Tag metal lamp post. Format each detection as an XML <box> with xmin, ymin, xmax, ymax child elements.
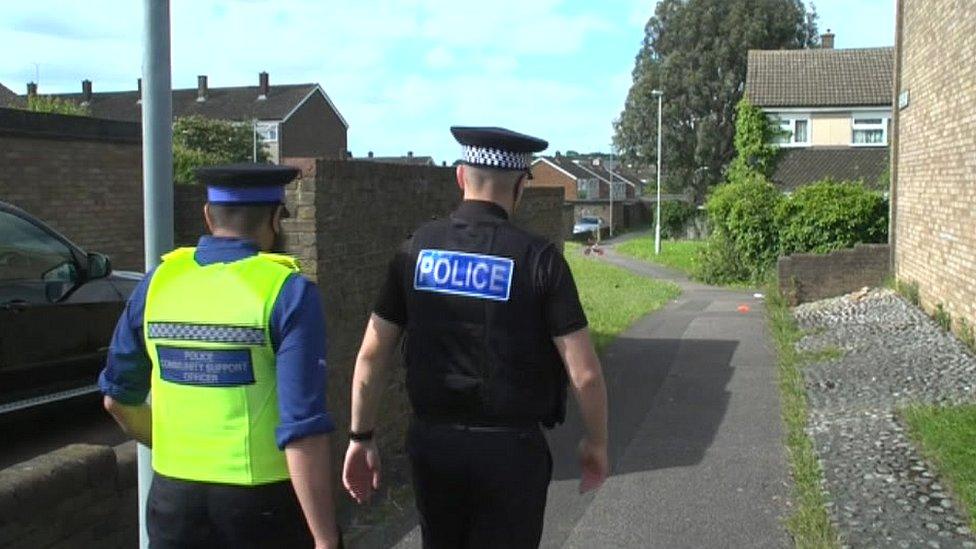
<box><xmin>605</xmin><ymin>154</ymin><xmax>617</xmax><ymax>238</ymax></box>
<box><xmin>651</xmin><ymin>89</ymin><xmax>663</xmax><ymax>255</ymax></box>
<box><xmin>139</xmin><ymin>1</ymin><xmax>173</xmax><ymax>547</ymax></box>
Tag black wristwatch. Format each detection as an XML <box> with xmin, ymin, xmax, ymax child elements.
<box><xmin>349</xmin><ymin>429</ymin><xmax>374</xmax><ymax>442</ymax></box>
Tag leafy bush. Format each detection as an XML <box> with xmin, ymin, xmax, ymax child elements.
<box><xmin>27</xmin><ymin>95</ymin><xmax>90</xmax><ymax>116</ymax></box>
<box><xmin>725</xmin><ymin>98</ymin><xmax>782</xmax><ymax>181</ymax></box>
<box><xmin>702</xmin><ymin>173</ymin><xmax>784</xmax><ymax>281</ymax></box>
<box><xmin>172</xmin><ymin>116</ymin><xmax>267</xmax><ymax>184</ymax></box>
<box><xmin>775</xmin><ymin>180</ymin><xmax>888</xmax><ymax>255</ymax></box>
<box><xmin>658</xmin><ymin>201</ymin><xmax>698</xmax><ymax>239</ymax></box>
<box><xmin>694</xmin><ymin>234</ymin><xmax>752</xmax><ymax>285</ymax></box>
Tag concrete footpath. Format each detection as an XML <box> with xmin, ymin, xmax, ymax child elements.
<box><xmin>393</xmin><ymin>238</ymin><xmax>790</xmax><ymax>548</ymax></box>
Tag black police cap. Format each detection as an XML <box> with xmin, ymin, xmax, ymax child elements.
<box><xmin>451</xmin><ymin>126</ymin><xmax>548</xmax><ymax>172</ymax></box>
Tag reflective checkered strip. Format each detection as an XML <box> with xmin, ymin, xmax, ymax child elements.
<box><xmin>463</xmin><ymin>145</ymin><xmax>531</xmax><ymax>170</ymax></box>
<box><xmin>147</xmin><ymin>322</ymin><xmax>266</xmax><ymax>345</ymax></box>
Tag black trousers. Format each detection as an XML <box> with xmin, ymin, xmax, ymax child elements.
<box><xmin>407</xmin><ymin>420</ymin><xmax>553</xmax><ymax>549</ymax></box>
<box><xmin>147</xmin><ymin>473</ymin><xmax>313</xmax><ymax>549</ymax></box>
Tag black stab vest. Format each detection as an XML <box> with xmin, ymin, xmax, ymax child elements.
<box><xmin>403</xmin><ymin>206</ymin><xmax>567</xmax><ymax>427</ymax></box>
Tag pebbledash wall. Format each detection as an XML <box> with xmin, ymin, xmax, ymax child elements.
<box><xmin>892</xmin><ymin>0</ymin><xmax>976</xmax><ymax>334</ymax></box>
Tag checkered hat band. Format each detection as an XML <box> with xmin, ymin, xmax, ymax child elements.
<box><xmin>463</xmin><ymin>146</ymin><xmax>531</xmax><ymax>170</ymax></box>
<box><xmin>147</xmin><ymin>322</ymin><xmax>266</xmax><ymax>345</ymax></box>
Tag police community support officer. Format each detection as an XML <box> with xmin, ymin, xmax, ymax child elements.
<box><xmin>99</xmin><ymin>164</ymin><xmax>341</xmax><ymax>548</ymax></box>
<box><xmin>342</xmin><ymin>127</ymin><xmax>610</xmax><ymax>548</ymax></box>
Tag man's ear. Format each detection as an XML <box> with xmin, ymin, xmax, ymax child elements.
<box><xmin>272</xmin><ymin>205</ymin><xmax>285</xmax><ymax>233</ymax></box>
<box><xmin>203</xmin><ymin>203</ymin><xmax>215</xmax><ymax>233</ymax></box>
<box><xmin>456</xmin><ymin>165</ymin><xmax>465</xmax><ymax>192</ymax></box>
<box><xmin>513</xmin><ymin>174</ymin><xmax>527</xmax><ymax>208</ymax></box>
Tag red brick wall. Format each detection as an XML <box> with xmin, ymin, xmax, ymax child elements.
<box><xmin>529</xmin><ymin>161</ymin><xmax>577</xmax><ymax>200</ymax></box>
<box><xmin>0</xmin><ymin>133</ymin><xmax>145</xmax><ymax>271</ymax></box>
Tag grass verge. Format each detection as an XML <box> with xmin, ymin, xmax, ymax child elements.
<box><xmin>565</xmin><ymin>242</ymin><xmax>680</xmax><ymax>353</ymax></box>
<box><xmin>903</xmin><ymin>405</ymin><xmax>976</xmax><ymax>531</ymax></box>
<box><xmin>765</xmin><ymin>283</ymin><xmax>841</xmax><ymax>548</ymax></box>
<box><xmin>615</xmin><ymin>238</ymin><xmax>706</xmax><ymax>277</ymax></box>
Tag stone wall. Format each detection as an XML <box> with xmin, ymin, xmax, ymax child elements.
<box><xmin>0</xmin><ymin>108</ymin><xmax>145</xmax><ymax>271</ymax></box>
<box><xmin>778</xmin><ymin>244</ymin><xmax>891</xmax><ymax>306</ymax></box>
<box><xmin>893</xmin><ymin>0</ymin><xmax>976</xmax><ymax>333</ymax></box>
<box><xmin>0</xmin><ymin>444</ymin><xmax>138</xmax><ymax>548</ymax></box>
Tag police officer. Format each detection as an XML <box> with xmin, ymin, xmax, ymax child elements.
<box><xmin>99</xmin><ymin>163</ymin><xmax>341</xmax><ymax>548</ymax></box>
<box><xmin>342</xmin><ymin>127</ymin><xmax>610</xmax><ymax>548</ymax></box>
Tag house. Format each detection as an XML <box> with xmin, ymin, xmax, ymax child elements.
<box><xmin>361</xmin><ymin>151</ymin><xmax>438</xmax><ymax>166</ymax></box>
<box><xmin>530</xmin><ymin>155</ymin><xmax>637</xmax><ymax>201</ymax></box>
<box><xmin>745</xmin><ymin>33</ymin><xmax>893</xmax><ymax>191</ymax></box>
<box><xmin>891</xmin><ymin>0</ymin><xmax>976</xmax><ymax>335</ymax></box>
<box><xmin>530</xmin><ymin>155</ymin><xmax>642</xmax><ymax>232</ymax></box>
<box><xmin>30</xmin><ymin>72</ymin><xmax>347</xmax><ymax>163</ymax></box>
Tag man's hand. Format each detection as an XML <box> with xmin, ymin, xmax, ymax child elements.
<box><xmin>578</xmin><ymin>438</ymin><xmax>609</xmax><ymax>493</ymax></box>
<box><xmin>343</xmin><ymin>440</ymin><xmax>382</xmax><ymax>504</ymax></box>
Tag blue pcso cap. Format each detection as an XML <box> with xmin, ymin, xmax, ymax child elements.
<box><xmin>195</xmin><ymin>162</ymin><xmax>299</xmax><ymax>205</ymax></box>
<box><xmin>451</xmin><ymin>126</ymin><xmax>548</xmax><ymax>171</ymax></box>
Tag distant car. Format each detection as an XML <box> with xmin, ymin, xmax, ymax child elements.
<box><xmin>0</xmin><ymin>201</ymin><xmax>141</xmax><ymax>414</ymax></box>
<box><xmin>573</xmin><ymin>216</ymin><xmax>604</xmax><ymax>235</ymax></box>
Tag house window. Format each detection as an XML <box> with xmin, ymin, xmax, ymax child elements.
<box><xmin>255</xmin><ymin>122</ymin><xmax>279</xmax><ymax>143</ymax></box>
<box><xmin>576</xmin><ymin>179</ymin><xmax>598</xmax><ymax>199</ymax></box>
<box><xmin>852</xmin><ymin>116</ymin><xmax>887</xmax><ymax>146</ymax></box>
<box><xmin>769</xmin><ymin>115</ymin><xmax>810</xmax><ymax>147</ymax></box>
<box><xmin>610</xmin><ymin>181</ymin><xmax>627</xmax><ymax>200</ymax></box>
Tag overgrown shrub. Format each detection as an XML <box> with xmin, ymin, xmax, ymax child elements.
<box><xmin>172</xmin><ymin>116</ymin><xmax>267</xmax><ymax>184</ymax></box>
<box><xmin>27</xmin><ymin>95</ymin><xmax>89</xmax><ymax>116</ymax></box>
<box><xmin>775</xmin><ymin>180</ymin><xmax>888</xmax><ymax>255</ymax></box>
<box><xmin>694</xmin><ymin>233</ymin><xmax>752</xmax><ymax>284</ymax></box>
<box><xmin>700</xmin><ymin>173</ymin><xmax>783</xmax><ymax>282</ymax></box>
<box><xmin>659</xmin><ymin>201</ymin><xmax>698</xmax><ymax>239</ymax></box>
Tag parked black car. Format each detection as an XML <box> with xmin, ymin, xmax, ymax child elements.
<box><xmin>0</xmin><ymin>201</ymin><xmax>141</xmax><ymax>413</ymax></box>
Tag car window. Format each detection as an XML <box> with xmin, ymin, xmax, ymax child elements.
<box><xmin>580</xmin><ymin>217</ymin><xmax>599</xmax><ymax>224</ymax></box>
<box><xmin>0</xmin><ymin>211</ymin><xmax>75</xmax><ymax>286</ymax></box>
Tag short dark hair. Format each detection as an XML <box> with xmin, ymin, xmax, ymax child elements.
<box><xmin>207</xmin><ymin>203</ymin><xmax>278</xmax><ymax>235</ymax></box>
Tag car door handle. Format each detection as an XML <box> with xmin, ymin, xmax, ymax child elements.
<box><xmin>1</xmin><ymin>300</ymin><xmax>29</xmax><ymax>312</ymax></box>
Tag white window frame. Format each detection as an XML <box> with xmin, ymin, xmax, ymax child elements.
<box><xmin>609</xmin><ymin>180</ymin><xmax>627</xmax><ymax>200</ymax></box>
<box><xmin>254</xmin><ymin>121</ymin><xmax>279</xmax><ymax>143</ymax></box>
<box><xmin>768</xmin><ymin>113</ymin><xmax>811</xmax><ymax>148</ymax></box>
<box><xmin>851</xmin><ymin>113</ymin><xmax>889</xmax><ymax>147</ymax></box>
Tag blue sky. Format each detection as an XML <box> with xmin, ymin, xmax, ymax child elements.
<box><xmin>0</xmin><ymin>1</ymin><xmax>894</xmax><ymax>164</ymax></box>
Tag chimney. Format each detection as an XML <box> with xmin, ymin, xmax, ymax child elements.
<box><xmin>442</xmin><ymin>161</ymin><xmax>447</xmax><ymax>166</ymax></box>
<box><xmin>258</xmin><ymin>71</ymin><xmax>269</xmax><ymax>99</ymax></box>
<box><xmin>407</xmin><ymin>151</ymin><xmax>414</xmax><ymax>158</ymax></box>
<box><xmin>197</xmin><ymin>75</ymin><xmax>208</xmax><ymax>102</ymax></box>
<box><xmin>368</xmin><ymin>151</ymin><xmax>374</xmax><ymax>158</ymax></box>
<box><xmin>137</xmin><ymin>78</ymin><xmax>142</xmax><ymax>104</ymax></box>
<box><xmin>81</xmin><ymin>80</ymin><xmax>92</xmax><ymax>104</ymax></box>
<box><xmin>26</xmin><ymin>82</ymin><xmax>37</xmax><ymax>97</ymax></box>
<box><xmin>821</xmin><ymin>29</ymin><xmax>835</xmax><ymax>49</ymax></box>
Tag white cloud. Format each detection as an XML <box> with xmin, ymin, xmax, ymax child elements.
<box><xmin>425</xmin><ymin>47</ymin><xmax>455</xmax><ymax>70</ymax></box>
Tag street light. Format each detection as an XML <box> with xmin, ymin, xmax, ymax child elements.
<box><xmin>651</xmin><ymin>89</ymin><xmax>663</xmax><ymax>255</ymax></box>
<box><xmin>605</xmin><ymin>152</ymin><xmax>617</xmax><ymax>238</ymax></box>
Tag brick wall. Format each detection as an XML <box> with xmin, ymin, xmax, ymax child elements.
<box><xmin>529</xmin><ymin>161</ymin><xmax>577</xmax><ymax>200</ymax></box>
<box><xmin>0</xmin><ymin>109</ymin><xmax>145</xmax><ymax>271</ymax></box>
<box><xmin>0</xmin><ymin>443</ymin><xmax>138</xmax><ymax>548</ymax></box>
<box><xmin>778</xmin><ymin>244</ymin><xmax>891</xmax><ymax>306</ymax></box>
<box><xmin>283</xmin><ymin>161</ymin><xmax>568</xmax><ymax>489</ymax></box>
<box><xmin>893</xmin><ymin>0</ymin><xmax>976</xmax><ymax>333</ymax></box>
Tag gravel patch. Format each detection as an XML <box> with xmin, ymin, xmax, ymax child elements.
<box><xmin>794</xmin><ymin>288</ymin><xmax>976</xmax><ymax>548</ymax></box>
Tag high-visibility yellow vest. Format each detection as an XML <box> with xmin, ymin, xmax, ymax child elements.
<box><xmin>143</xmin><ymin>247</ymin><xmax>299</xmax><ymax>485</ymax></box>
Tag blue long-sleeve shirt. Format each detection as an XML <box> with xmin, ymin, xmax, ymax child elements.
<box><xmin>98</xmin><ymin>236</ymin><xmax>335</xmax><ymax>448</ymax></box>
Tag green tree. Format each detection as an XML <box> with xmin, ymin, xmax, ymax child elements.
<box><xmin>614</xmin><ymin>0</ymin><xmax>818</xmax><ymax>202</ymax></box>
<box><xmin>173</xmin><ymin>116</ymin><xmax>267</xmax><ymax>185</ymax></box>
<box><xmin>27</xmin><ymin>95</ymin><xmax>90</xmax><ymax>116</ymax></box>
